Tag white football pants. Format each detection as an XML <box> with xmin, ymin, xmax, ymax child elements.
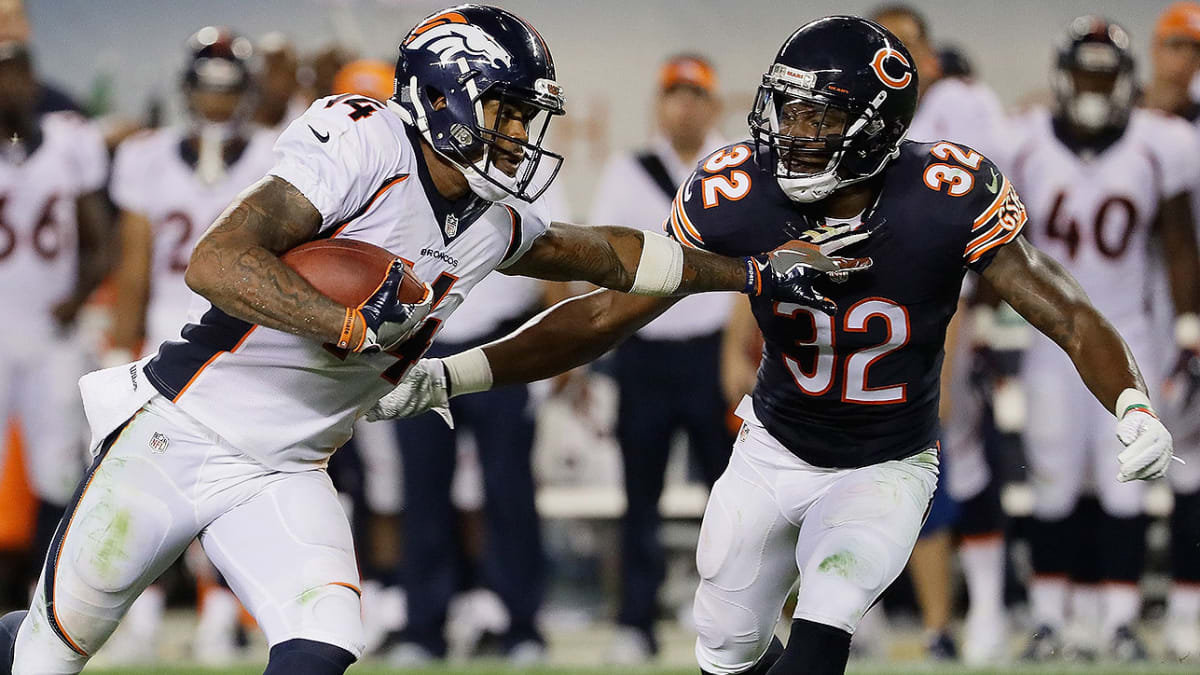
<box><xmin>693</xmin><ymin>400</ymin><xmax>938</xmax><ymax>675</ymax></box>
<box><xmin>12</xmin><ymin>395</ymin><xmax>364</xmax><ymax>674</ymax></box>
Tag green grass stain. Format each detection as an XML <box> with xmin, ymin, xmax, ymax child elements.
<box><xmin>92</xmin><ymin>508</ymin><xmax>133</xmax><ymax>582</ymax></box>
<box><xmin>817</xmin><ymin>550</ymin><xmax>857</xmax><ymax>577</ymax></box>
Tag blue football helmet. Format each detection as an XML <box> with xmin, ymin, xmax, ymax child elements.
<box><xmin>749</xmin><ymin>16</ymin><xmax>918</xmax><ymax>203</ymax></box>
<box><xmin>389</xmin><ymin>4</ymin><xmax>565</xmax><ymax>202</ymax></box>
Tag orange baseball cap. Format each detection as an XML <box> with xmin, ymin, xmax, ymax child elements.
<box><xmin>1156</xmin><ymin>2</ymin><xmax>1200</xmax><ymax>43</ymax></box>
<box><xmin>659</xmin><ymin>55</ymin><xmax>717</xmax><ymax>95</ymax></box>
<box><xmin>332</xmin><ymin>59</ymin><xmax>395</xmax><ymax>101</ymax></box>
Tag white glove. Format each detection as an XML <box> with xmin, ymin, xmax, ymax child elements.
<box><xmin>1115</xmin><ymin>408</ymin><xmax>1173</xmax><ymax>482</ymax></box>
<box><xmin>365</xmin><ymin>358</ymin><xmax>454</xmax><ymax>427</ymax></box>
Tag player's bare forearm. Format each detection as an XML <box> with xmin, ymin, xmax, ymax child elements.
<box><xmin>482</xmin><ymin>289</ymin><xmax>679</xmax><ymax>386</ymax></box>
<box><xmin>57</xmin><ymin>191</ymin><xmax>114</xmax><ymax>323</ymax></box>
<box><xmin>502</xmin><ymin>222</ymin><xmax>747</xmax><ymax>293</ymax></box>
<box><xmin>1158</xmin><ymin>192</ymin><xmax>1200</xmax><ymax>315</ymax></box>
<box><xmin>110</xmin><ymin>211</ymin><xmax>153</xmax><ymax>351</ymax></box>
<box><xmin>186</xmin><ymin>176</ymin><xmax>361</xmax><ymax>345</ymax></box>
<box><xmin>982</xmin><ymin>236</ymin><xmax>1145</xmax><ymax>410</ymax></box>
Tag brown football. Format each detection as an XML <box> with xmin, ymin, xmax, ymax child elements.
<box><xmin>281</xmin><ymin>239</ymin><xmax>425</xmax><ymax>307</ymax></box>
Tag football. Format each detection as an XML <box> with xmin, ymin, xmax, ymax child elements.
<box><xmin>280</xmin><ymin>238</ymin><xmax>425</xmax><ymax>307</ymax></box>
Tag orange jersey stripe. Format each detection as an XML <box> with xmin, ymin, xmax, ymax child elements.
<box><xmin>971</xmin><ymin>178</ymin><xmax>1011</xmax><ymax>231</ymax></box>
<box><xmin>673</xmin><ymin>191</ymin><xmax>706</xmax><ymax>244</ymax></box>
<box><xmin>172</xmin><ymin>326</ymin><xmax>259</xmax><ymax>403</ymax></box>
<box><xmin>329</xmin><ymin>581</ymin><xmax>362</xmax><ymax>597</ymax></box>
<box><xmin>669</xmin><ymin>201</ymin><xmax>701</xmax><ymax>249</ymax></box>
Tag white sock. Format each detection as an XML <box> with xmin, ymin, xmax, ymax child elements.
<box><xmin>1030</xmin><ymin>577</ymin><xmax>1067</xmax><ymax>629</ymax></box>
<box><xmin>1068</xmin><ymin>584</ymin><xmax>1101</xmax><ymax>649</ymax></box>
<box><xmin>960</xmin><ymin>538</ymin><xmax>1005</xmax><ymax>619</ymax></box>
<box><xmin>197</xmin><ymin>586</ymin><xmax>240</xmax><ymax>636</ymax></box>
<box><xmin>125</xmin><ymin>584</ymin><xmax>165</xmax><ymax>637</ymax></box>
<box><xmin>1168</xmin><ymin>585</ymin><xmax>1200</xmax><ymax>623</ymax></box>
<box><xmin>1101</xmin><ymin>583</ymin><xmax>1141</xmax><ymax>638</ymax></box>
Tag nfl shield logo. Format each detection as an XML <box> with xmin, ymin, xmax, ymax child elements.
<box><xmin>445</xmin><ymin>214</ymin><xmax>459</xmax><ymax>238</ymax></box>
<box><xmin>148</xmin><ymin>432</ymin><xmax>170</xmax><ymax>455</ymax></box>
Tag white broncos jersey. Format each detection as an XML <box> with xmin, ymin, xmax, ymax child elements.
<box><xmin>141</xmin><ymin>95</ymin><xmax>551</xmax><ymax>470</ymax></box>
<box><xmin>1002</xmin><ymin>108</ymin><xmax>1200</xmax><ymax>336</ymax></box>
<box><xmin>0</xmin><ymin>112</ymin><xmax>107</xmax><ymax>346</ymax></box>
<box><xmin>110</xmin><ymin>127</ymin><xmax>277</xmax><ymax>354</ymax></box>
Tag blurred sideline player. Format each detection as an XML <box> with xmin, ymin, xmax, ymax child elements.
<box><xmin>1002</xmin><ymin>17</ymin><xmax>1200</xmax><ymax>661</ymax></box>
<box><xmin>877</xmin><ymin>5</ymin><xmax>1010</xmax><ymax>661</ymax></box>
<box><xmin>1141</xmin><ymin>1</ymin><xmax>1200</xmax><ymax>660</ymax></box>
<box><xmin>0</xmin><ymin>5</ymin><xmax>836</xmax><ymax>673</ymax></box>
<box><xmin>588</xmin><ymin>53</ymin><xmax>734</xmax><ymax>664</ymax></box>
<box><xmin>251</xmin><ymin>33</ymin><xmax>305</xmax><ymax>133</ymax></box>
<box><xmin>0</xmin><ymin>39</ymin><xmax>111</xmax><ymax>590</ymax></box>
<box><xmin>370</xmin><ymin>15</ymin><xmax>1178</xmax><ymax>675</ymax></box>
<box><xmin>101</xmin><ymin>28</ymin><xmax>277</xmax><ymax>665</ymax></box>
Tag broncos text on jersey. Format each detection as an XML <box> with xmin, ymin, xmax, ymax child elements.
<box><xmin>137</xmin><ymin>95</ymin><xmax>551</xmax><ymax>471</ymax></box>
<box><xmin>668</xmin><ymin>139</ymin><xmax>1026</xmax><ymax>467</ymax></box>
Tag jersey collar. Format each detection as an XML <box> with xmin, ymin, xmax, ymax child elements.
<box><xmin>403</xmin><ymin>122</ymin><xmax>490</xmax><ymax>245</ymax></box>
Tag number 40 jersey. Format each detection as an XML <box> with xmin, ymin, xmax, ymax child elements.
<box><xmin>668</xmin><ymin>139</ymin><xmax>1027</xmax><ymax>468</ymax></box>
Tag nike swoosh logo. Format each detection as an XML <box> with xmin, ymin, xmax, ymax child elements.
<box><xmin>986</xmin><ymin>168</ymin><xmax>999</xmax><ymax>193</ymax></box>
<box><xmin>309</xmin><ymin>125</ymin><xmax>330</xmax><ymax>143</ymax></box>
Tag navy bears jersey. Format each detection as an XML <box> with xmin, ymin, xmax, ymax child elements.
<box><xmin>669</xmin><ymin>140</ymin><xmax>1026</xmax><ymax>467</ymax></box>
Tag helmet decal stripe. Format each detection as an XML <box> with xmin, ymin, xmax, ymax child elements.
<box><xmin>406</xmin><ymin>11</ymin><xmax>469</xmax><ymax>44</ymax></box>
<box><xmin>870</xmin><ymin>47</ymin><xmax>913</xmax><ymax>89</ymax></box>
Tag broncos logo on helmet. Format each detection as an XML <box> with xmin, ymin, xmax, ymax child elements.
<box><xmin>406</xmin><ymin>22</ymin><xmax>514</xmax><ymax>70</ymax></box>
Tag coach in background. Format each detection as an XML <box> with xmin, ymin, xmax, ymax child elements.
<box><xmin>588</xmin><ymin>54</ymin><xmax>733</xmax><ymax>664</ymax></box>
<box><xmin>387</xmin><ymin>188</ymin><xmax>570</xmax><ymax>667</ymax></box>
<box><xmin>1142</xmin><ymin>1</ymin><xmax>1200</xmax><ymax>661</ymax></box>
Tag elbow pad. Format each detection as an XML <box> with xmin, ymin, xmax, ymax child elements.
<box><xmin>629</xmin><ymin>231</ymin><xmax>684</xmax><ymax>296</ymax></box>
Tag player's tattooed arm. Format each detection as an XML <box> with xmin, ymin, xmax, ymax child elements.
<box><xmin>1155</xmin><ymin>191</ymin><xmax>1200</xmax><ymax>316</ymax></box>
<box><xmin>982</xmin><ymin>236</ymin><xmax>1146</xmax><ymax>411</ymax></box>
<box><xmin>500</xmin><ymin>222</ymin><xmax>747</xmax><ymax>293</ymax></box>
<box><xmin>55</xmin><ymin>190</ymin><xmax>114</xmax><ymax>326</ymax></box>
<box><xmin>186</xmin><ymin>176</ymin><xmax>365</xmax><ymax>346</ymax></box>
<box><xmin>483</xmin><ymin>289</ymin><xmax>680</xmax><ymax>386</ymax></box>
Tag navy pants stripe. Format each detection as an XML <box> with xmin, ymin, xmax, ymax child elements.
<box><xmin>393</xmin><ymin>343</ymin><xmax>542</xmax><ymax>656</ymax></box>
<box><xmin>613</xmin><ymin>333</ymin><xmax>733</xmax><ymax>639</ymax></box>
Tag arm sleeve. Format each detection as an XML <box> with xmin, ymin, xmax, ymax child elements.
<box><xmin>963</xmin><ymin>156</ymin><xmax>1029</xmax><ymax>273</ymax></box>
<box><xmin>267</xmin><ymin>97</ymin><xmax>400</xmax><ymax>231</ymax></box>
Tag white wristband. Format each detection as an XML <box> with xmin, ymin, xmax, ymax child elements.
<box><xmin>1114</xmin><ymin>388</ymin><xmax>1154</xmax><ymax>419</ymax></box>
<box><xmin>629</xmin><ymin>231</ymin><xmax>684</xmax><ymax>296</ymax></box>
<box><xmin>1176</xmin><ymin>313</ymin><xmax>1200</xmax><ymax>350</ymax></box>
<box><xmin>443</xmin><ymin>347</ymin><xmax>493</xmax><ymax>397</ymax></box>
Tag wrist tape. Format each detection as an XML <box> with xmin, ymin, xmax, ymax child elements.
<box><xmin>629</xmin><ymin>231</ymin><xmax>684</xmax><ymax>296</ymax></box>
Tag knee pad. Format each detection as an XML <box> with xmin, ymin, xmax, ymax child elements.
<box><xmin>795</xmin><ymin>528</ymin><xmax>894</xmax><ymax>633</ymax></box>
<box><xmin>693</xmin><ymin>580</ymin><xmax>777</xmax><ymax>674</ymax></box>
<box><xmin>265</xmin><ymin>638</ymin><xmax>356</xmax><ymax>675</ymax></box>
<box><xmin>1</xmin><ymin>611</ymin><xmax>25</xmax><ymax>673</ymax></box>
<box><xmin>66</xmin><ymin>491</ymin><xmax>171</xmax><ymax>595</ymax></box>
<box><xmin>281</xmin><ymin>583</ymin><xmax>365</xmax><ymax>659</ymax></box>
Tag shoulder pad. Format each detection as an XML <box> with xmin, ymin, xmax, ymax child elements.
<box><xmin>666</xmin><ymin>140</ymin><xmax>764</xmax><ymax>253</ymax></box>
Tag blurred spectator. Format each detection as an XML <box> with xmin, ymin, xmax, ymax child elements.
<box><xmin>0</xmin><ymin>0</ymin><xmax>79</xmax><ymax>115</ymax></box>
<box><xmin>300</xmin><ymin>45</ymin><xmax>353</xmax><ymax>103</ymax></box>
<box><xmin>386</xmin><ymin>188</ymin><xmax>571</xmax><ymax>667</ymax></box>
<box><xmin>0</xmin><ymin>38</ymin><xmax>112</xmax><ymax>600</ymax></box>
<box><xmin>872</xmin><ymin>4</ymin><xmax>1010</xmax><ymax>663</ymax></box>
<box><xmin>252</xmin><ymin>32</ymin><xmax>304</xmax><ymax>131</ymax></box>
<box><xmin>587</xmin><ymin>54</ymin><xmax>733</xmax><ymax>664</ymax></box>
<box><xmin>1143</xmin><ymin>1</ymin><xmax>1200</xmax><ymax>661</ymax></box>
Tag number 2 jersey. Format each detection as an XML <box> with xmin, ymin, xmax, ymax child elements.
<box><xmin>669</xmin><ymin>139</ymin><xmax>1027</xmax><ymax>468</ymax></box>
<box><xmin>138</xmin><ymin>95</ymin><xmax>551</xmax><ymax>471</ymax></box>
<box><xmin>110</xmin><ymin>127</ymin><xmax>278</xmax><ymax>354</ymax></box>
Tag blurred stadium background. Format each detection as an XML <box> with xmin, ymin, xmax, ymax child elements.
<box><xmin>2</xmin><ymin>0</ymin><xmax>1200</xmax><ymax>673</ymax></box>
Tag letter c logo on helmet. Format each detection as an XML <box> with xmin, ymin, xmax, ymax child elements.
<box><xmin>870</xmin><ymin>47</ymin><xmax>913</xmax><ymax>89</ymax></box>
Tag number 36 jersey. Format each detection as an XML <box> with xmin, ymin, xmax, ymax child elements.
<box><xmin>140</xmin><ymin>96</ymin><xmax>550</xmax><ymax>471</ymax></box>
<box><xmin>1000</xmin><ymin>108</ymin><xmax>1200</xmax><ymax>334</ymax></box>
<box><xmin>669</xmin><ymin>139</ymin><xmax>1027</xmax><ymax>468</ymax></box>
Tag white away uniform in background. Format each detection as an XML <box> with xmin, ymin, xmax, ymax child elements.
<box><xmin>0</xmin><ymin>112</ymin><xmax>107</xmax><ymax>505</ymax></box>
<box><xmin>109</xmin><ymin>127</ymin><xmax>278</xmax><ymax>355</ymax></box>
<box><xmin>13</xmin><ymin>95</ymin><xmax>550</xmax><ymax>672</ymax></box>
<box><xmin>1005</xmin><ymin>108</ymin><xmax>1200</xmax><ymax>519</ymax></box>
